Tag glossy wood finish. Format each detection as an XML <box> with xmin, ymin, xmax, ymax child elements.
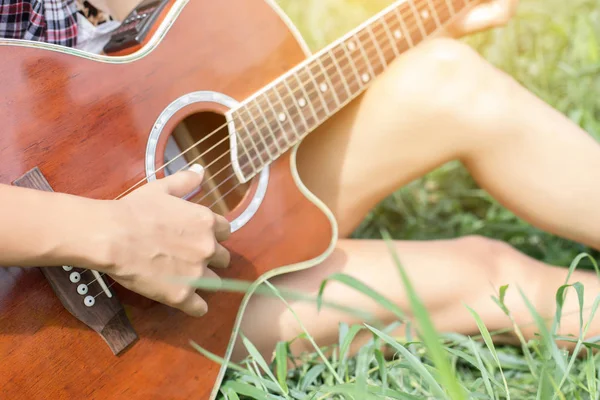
<box><xmin>0</xmin><ymin>1</ymin><xmax>333</xmax><ymax>398</ymax></box>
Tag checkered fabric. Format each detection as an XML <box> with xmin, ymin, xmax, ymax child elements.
<box><xmin>0</xmin><ymin>0</ymin><xmax>78</xmax><ymax>46</ymax></box>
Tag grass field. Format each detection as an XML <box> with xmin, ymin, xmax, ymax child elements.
<box><xmin>215</xmin><ymin>0</ymin><xmax>600</xmax><ymax>398</ymax></box>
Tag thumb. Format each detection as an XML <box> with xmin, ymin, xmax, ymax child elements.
<box><xmin>154</xmin><ymin>164</ymin><xmax>205</xmax><ymax>198</ymax></box>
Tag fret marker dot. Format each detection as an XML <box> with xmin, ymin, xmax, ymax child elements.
<box><xmin>394</xmin><ymin>30</ymin><xmax>402</xmax><ymax>39</ymax></box>
<box><xmin>361</xmin><ymin>73</ymin><xmax>370</xmax><ymax>83</ymax></box>
<box><xmin>278</xmin><ymin>113</ymin><xmax>286</xmax><ymax>122</ymax></box>
<box><xmin>319</xmin><ymin>83</ymin><xmax>328</xmax><ymax>92</ymax></box>
<box><xmin>298</xmin><ymin>98</ymin><xmax>306</xmax><ymax>107</ymax></box>
<box><xmin>347</xmin><ymin>41</ymin><xmax>356</xmax><ymax>51</ymax></box>
<box><xmin>421</xmin><ymin>10</ymin><xmax>430</xmax><ymax>19</ymax></box>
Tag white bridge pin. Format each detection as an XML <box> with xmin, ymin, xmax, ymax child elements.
<box><xmin>84</xmin><ymin>296</ymin><xmax>95</xmax><ymax>307</ymax></box>
<box><xmin>69</xmin><ymin>272</ymin><xmax>81</xmax><ymax>283</ymax></box>
<box><xmin>77</xmin><ymin>284</ymin><xmax>88</xmax><ymax>295</ymax></box>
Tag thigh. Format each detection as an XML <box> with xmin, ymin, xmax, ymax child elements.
<box><xmin>295</xmin><ymin>38</ymin><xmax>504</xmax><ymax>237</ymax></box>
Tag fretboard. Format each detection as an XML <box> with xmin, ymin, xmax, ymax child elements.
<box><xmin>229</xmin><ymin>0</ymin><xmax>471</xmax><ymax>181</ymax></box>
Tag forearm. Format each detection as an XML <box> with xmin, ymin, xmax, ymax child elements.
<box><xmin>0</xmin><ymin>184</ymin><xmax>111</xmax><ymax>269</ymax></box>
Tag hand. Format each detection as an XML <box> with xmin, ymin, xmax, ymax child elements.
<box><xmin>445</xmin><ymin>0</ymin><xmax>520</xmax><ymax>37</ymax></box>
<box><xmin>99</xmin><ymin>164</ymin><xmax>231</xmax><ymax>317</ymax></box>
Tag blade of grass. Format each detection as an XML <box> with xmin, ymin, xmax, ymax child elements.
<box><xmin>382</xmin><ymin>229</ymin><xmax>466</xmax><ymax>400</ymax></box>
<box><xmin>241</xmin><ymin>334</ymin><xmax>288</xmax><ymax>397</ymax></box>
<box><xmin>467</xmin><ymin>337</ymin><xmax>497</xmax><ymax>400</ymax></box>
<box><xmin>317</xmin><ymin>272</ymin><xmax>406</xmax><ymax>321</ymax></box>
<box><xmin>465</xmin><ymin>305</ymin><xmax>511</xmax><ymax>400</ymax></box>
<box><xmin>518</xmin><ymin>286</ymin><xmax>567</xmax><ymax>375</ymax></box>
<box><xmin>365</xmin><ymin>324</ymin><xmax>449</xmax><ymax>400</ymax></box>
<box><xmin>263</xmin><ymin>281</ymin><xmax>343</xmax><ymax>385</ymax></box>
<box><xmin>275</xmin><ymin>342</ymin><xmax>290</xmax><ymax>395</ymax></box>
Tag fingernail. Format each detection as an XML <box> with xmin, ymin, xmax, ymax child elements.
<box><xmin>188</xmin><ymin>164</ymin><xmax>204</xmax><ymax>174</ymax></box>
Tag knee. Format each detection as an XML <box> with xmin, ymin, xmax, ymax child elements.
<box><xmin>380</xmin><ymin>38</ymin><xmax>510</xmax><ymax>126</ymax></box>
<box><xmin>456</xmin><ymin>235</ymin><xmax>533</xmax><ymax>279</ymax></box>
<box><xmin>411</xmin><ymin>38</ymin><xmax>481</xmax><ymax>73</ymax></box>
<box><xmin>457</xmin><ymin>234</ymin><xmax>547</xmax><ymax>310</ymax></box>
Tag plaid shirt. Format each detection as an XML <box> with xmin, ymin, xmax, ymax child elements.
<box><xmin>0</xmin><ymin>0</ymin><xmax>78</xmax><ymax>47</ymax></box>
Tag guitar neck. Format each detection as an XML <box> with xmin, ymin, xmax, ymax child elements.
<box><xmin>229</xmin><ymin>0</ymin><xmax>471</xmax><ymax>181</ymax></box>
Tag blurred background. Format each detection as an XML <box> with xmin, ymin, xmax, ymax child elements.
<box><xmin>276</xmin><ymin>0</ymin><xmax>600</xmax><ymax>268</ymax></box>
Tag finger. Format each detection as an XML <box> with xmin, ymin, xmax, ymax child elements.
<box><xmin>208</xmin><ymin>243</ymin><xmax>231</xmax><ymax>269</ymax></box>
<box><xmin>454</xmin><ymin>0</ymin><xmax>516</xmax><ymax>34</ymax></box>
<box><xmin>151</xmin><ymin>164</ymin><xmax>205</xmax><ymax>198</ymax></box>
<box><xmin>199</xmin><ymin>268</ymin><xmax>222</xmax><ymax>291</ymax></box>
<box><xmin>214</xmin><ymin>214</ymin><xmax>231</xmax><ymax>242</ymax></box>
<box><xmin>177</xmin><ymin>292</ymin><xmax>209</xmax><ymax>317</ymax></box>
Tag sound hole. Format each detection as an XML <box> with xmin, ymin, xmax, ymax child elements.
<box><xmin>164</xmin><ymin>112</ymin><xmax>249</xmax><ymax>215</ymax></box>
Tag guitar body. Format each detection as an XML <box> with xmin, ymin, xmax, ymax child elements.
<box><xmin>0</xmin><ymin>1</ymin><xmax>336</xmax><ymax>399</ymax></box>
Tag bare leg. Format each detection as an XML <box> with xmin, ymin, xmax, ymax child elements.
<box><xmin>234</xmin><ymin>38</ymin><xmax>600</xmax><ymax>360</ymax></box>
<box><xmin>296</xmin><ymin>38</ymin><xmax>600</xmax><ymax>246</ymax></box>
<box><xmin>234</xmin><ymin>236</ymin><xmax>600</xmax><ymax>360</ymax></box>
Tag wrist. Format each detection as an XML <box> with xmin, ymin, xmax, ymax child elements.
<box><xmin>46</xmin><ymin>195</ymin><xmax>123</xmax><ymax>273</ymax></box>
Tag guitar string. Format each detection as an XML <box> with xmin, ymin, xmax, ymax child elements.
<box><xmin>133</xmin><ymin>1</ymin><xmax>458</xmax><ymax>206</ymax></box>
<box><xmin>192</xmin><ymin>0</ymin><xmax>467</xmax><ymax>176</ymax></box>
<box><xmin>77</xmin><ymin>0</ymin><xmax>441</xmax><ymax>287</ymax></box>
<box><xmin>175</xmin><ymin>4</ymin><xmax>460</xmax><ymax>208</ymax></box>
<box><xmin>112</xmin><ymin>0</ymin><xmax>442</xmax><ymax>199</ymax></box>
<box><xmin>118</xmin><ymin>0</ymin><xmax>461</xmax><ymax>198</ymax></box>
<box><xmin>154</xmin><ymin>4</ymin><xmax>448</xmax><ymax>208</ymax></box>
<box><xmin>86</xmin><ymin>0</ymin><xmax>464</xmax><ymax>296</ymax></box>
<box><xmin>113</xmin><ymin>0</ymin><xmax>465</xmax><ymax>200</ymax></box>
<box><xmin>232</xmin><ymin>1</ymin><xmax>456</xmax><ymax>168</ymax></box>
<box><xmin>86</xmin><ymin>4</ymin><xmax>590</xmax><ymax>341</ymax></box>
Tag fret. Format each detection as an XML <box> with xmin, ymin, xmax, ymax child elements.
<box><xmin>250</xmin><ymin>98</ymin><xmax>283</xmax><ymax>155</ymax></box>
<box><xmin>335</xmin><ymin>44</ymin><xmax>363</xmax><ymax>94</ymax></box>
<box><xmin>226</xmin><ymin>0</ymin><xmax>478</xmax><ymax>183</ymax></box>
<box><xmin>231</xmin><ymin>114</ymin><xmax>259</xmax><ymax>177</ymax></box>
<box><xmin>426</xmin><ymin>0</ymin><xmax>443</xmax><ymax>30</ymax></box>
<box><xmin>374</xmin><ymin>16</ymin><xmax>398</xmax><ymax>64</ymax></box>
<box><xmin>238</xmin><ymin>106</ymin><xmax>271</xmax><ymax>164</ymax></box>
<box><xmin>366</xmin><ymin>24</ymin><xmax>387</xmax><ymax>71</ymax></box>
<box><xmin>308</xmin><ymin>60</ymin><xmax>339</xmax><ymax>112</ymax></box>
<box><xmin>234</xmin><ymin>132</ymin><xmax>256</xmax><ymax>178</ymax></box>
<box><xmin>322</xmin><ymin>51</ymin><xmax>351</xmax><ymax>104</ymax></box>
<box><xmin>270</xmin><ymin>83</ymin><xmax>303</xmax><ymax>145</ymax></box>
<box><xmin>327</xmin><ymin>49</ymin><xmax>352</xmax><ymax>99</ymax></box>
<box><xmin>443</xmin><ymin>0</ymin><xmax>456</xmax><ymax>16</ymax></box>
<box><xmin>356</xmin><ymin>29</ymin><xmax>383</xmax><ymax>76</ymax></box>
<box><xmin>261</xmin><ymin>92</ymin><xmax>293</xmax><ymax>149</ymax></box>
<box><xmin>284</xmin><ymin>75</ymin><xmax>317</xmax><ymax>130</ymax></box>
<box><xmin>436</xmin><ymin>0</ymin><xmax>454</xmax><ymax>24</ymax></box>
<box><xmin>393</xmin><ymin>5</ymin><xmax>415</xmax><ymax>48</ymax></box>
<box><xmin>380</xmin><ymin>14</ymin><xmax>400</xmax><ymax>57</ymax></box>
<box><xmin>305</xmin><ymin>63</ymin><xmax>332</xmax><ymax>115</ymax></box>
<box><xmin>275</xmin><ymin>80</ymin><xmax>307</xmax><ymax>138</ymax></box>
<box><xmin>296</xmin><ymin>66</ymin><xmax>329</xmax><ymax>121</ymax></box>
<box><xmin>416</xmin><ymin>0</ymin><xmax>439</xmax><ymax>35</ymax></box>
<box><xmin>353</xmin><ymin>33</ymin><xmax>376</xmax><ymax>81</ymax></box>
<box><xmin>407</xmin><ymin>0</ymin><xmax>428</xmax><ymax>39</ymax></box>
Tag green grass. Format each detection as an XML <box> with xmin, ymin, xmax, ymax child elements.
<box><xmin>213</xmin><ymin>0</ymin><xmax>600</xmax><ymax>398</ymax></box>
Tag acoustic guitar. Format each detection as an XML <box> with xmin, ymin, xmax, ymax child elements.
<box><xmin>0</xmin><ymin>0</ymin><xmax>472</xmax><ymax>398</ymax></box>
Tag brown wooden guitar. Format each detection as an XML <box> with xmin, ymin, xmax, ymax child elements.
<box><xmin>0</xmin><ymin>0</ymin><xmax>471</xmax><ymax>398</ymax></box>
